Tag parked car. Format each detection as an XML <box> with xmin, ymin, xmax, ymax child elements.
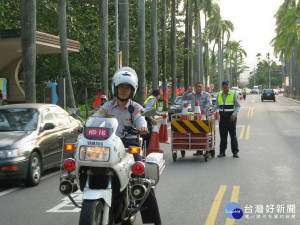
<box><xmin>168</xmin><ymin>96</ymin><xmax>192</xmax><ymax>121</ymax></box>
<box><xmin>261</xmin><ymin>89</ymin><xmax>275</xmax><ymax>102</ymax></box>
<box><xmin>0</xmin><ymin>104</ymin><xmax>81</xmax><ymax>186</ymax></box>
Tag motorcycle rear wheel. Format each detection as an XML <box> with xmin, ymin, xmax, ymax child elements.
<box><xmin>79</xmin><ymin>200</ymin><xmax>104</xmax><ymax>225</ymax></box>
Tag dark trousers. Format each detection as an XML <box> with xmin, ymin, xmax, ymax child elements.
<box><xmin>219</xmin><ymin>116</ymin><xmax>239</xmax><ymax>154</ymax></box>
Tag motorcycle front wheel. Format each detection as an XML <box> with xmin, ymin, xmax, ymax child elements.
<box><xmin>79</xmin><ymin>200</ymin><xmax>104</xmax><ymax>225</ymax></box>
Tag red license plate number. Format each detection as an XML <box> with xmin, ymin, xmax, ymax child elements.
<box><xmin>86</xmin><ymin>128</ymin><xmax>108</xmax><ymax>137</ymax></box>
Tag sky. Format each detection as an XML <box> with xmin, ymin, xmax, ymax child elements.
<box><xmin>216</xmin><ymin>0</ymin><xmax>284</xmax><ymax>82</ymax></box>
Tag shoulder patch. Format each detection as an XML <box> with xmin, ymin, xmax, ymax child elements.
<box><xmin>97</xmin><ymin>108</ymin><xmax>105</xmax><ymax>114</ymax></box>
<box><xmin>134</xmin><ymin>109</ymin><xmax>141</xmax><ymax>116</ymax></box>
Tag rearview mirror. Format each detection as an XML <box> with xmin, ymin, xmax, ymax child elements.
<box><xmin>43</xmin><ymin>122</ymin><xmax>55</xmax><ymax>131</ymax></box>
<box><xmin>141</xmin><ymin>108</ymin><xmax>156</xmax><ymax>117</ymax></box>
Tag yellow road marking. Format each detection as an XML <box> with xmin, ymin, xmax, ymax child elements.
<box><xmin>225</xmin><ymin>186</ymin><xmax>241</xmax><ymax>225</ymax></box>
<box><xmin>239</xmin><ymin>125</ymin><xmax>245</xmax><ymax>140</ymax></box>
<box><xmin>250</xmin><ymin>107</ymin><xmax>253</xmax><ymax>117</ymax></box>
<box><xmin>205</xmin><ymin>185</ymin><xmax>227</xmax><ymax>225</ymax></box>
<box><xmin>246</xmin><ymin>125</ymin><xmax>250</xmax><ymax>140</ymax></box>
<box><xmin>247</xmin><ymin>107</ymin><xmax>251</xmax><ymax>117</ymax></box>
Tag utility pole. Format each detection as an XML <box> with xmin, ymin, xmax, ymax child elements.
<box><xmin>115</xmin><ymin>0</ymin><xmax>119</xmax><ymax>70</ymax></box>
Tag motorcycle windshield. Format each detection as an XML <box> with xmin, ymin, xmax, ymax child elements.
<box><xmin>84</xmin><ymin>117</ymin><xmax>118</xmax><ymax>140</ymax></box>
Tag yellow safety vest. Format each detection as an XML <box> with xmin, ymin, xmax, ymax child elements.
<box><xmin>217</xmin><ymin>91</ymin><xmax>235</xmax><ymax>113</ymax></box>
<box><xmin>144</xmin><ymin>95</ymin><xmax>157</xmax><ymax>109</ymax></box>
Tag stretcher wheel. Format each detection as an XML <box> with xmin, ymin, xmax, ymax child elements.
<box><xmin>204</xmin><ymin>155</ymin><xmax>208</xmax><ymax>162</ymax></box>
<box><xmin>181</xmin><ymin>151</ymin><xmax>185</xmax><ymax>157</ymax></box>
<box><xmin>210</xmin><ymin>150</ymin><xmax>215</xmax><ymax>157</ymax></box>
<box><xmin>172</xmin><ymin>152</ymin><xmax>177</xmax><ymax>162</ymax></box>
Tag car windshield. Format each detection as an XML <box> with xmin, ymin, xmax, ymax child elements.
<box><xmin>264</xmin><ymin>89</ymin><xmax>273</xmax><ymax>93</ymax></box>
<box><xmin>231</xmin><ymin>87</ymin><xmax>238</xmax><ymax>91</ymax></box>
<box><xmin>173</xmin><ymin>98</ymin><xmax>191</xmax><ymax>105</ymax></box>
<box><xmin>0</xmin><ymin>108</ymin><xmax>38</xmax><ymax>131</ymax></box>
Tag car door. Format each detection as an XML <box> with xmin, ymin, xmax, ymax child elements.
<box><xmin>38</xmin><ymin>107</ymin><xmax>61</xmax><ymax>169</ymax></box>
<box><xmin>50</xmin><ymin>107</ymin><xmax>77</xmax><ymax>161</ymax></box>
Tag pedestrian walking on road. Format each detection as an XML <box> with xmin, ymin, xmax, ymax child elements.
<box><xmin>211</xmin><ymin>80</ymin><xmax>241</xmax><ymax>158</ymax></box>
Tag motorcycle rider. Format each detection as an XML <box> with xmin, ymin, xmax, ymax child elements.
<box><xmin>74</xmin><ymin>67</ymin><xmax>161</xmax><ymax>225</ymax></box>
<box><xmin>242</xmin><ymin>89</ymin><xmax>246</xmax><ymax>100</ymax></box>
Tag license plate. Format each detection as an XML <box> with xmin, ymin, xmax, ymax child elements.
<box><xmin>86</xmin><ymin>128</ymin><xmax>108</xmax><ymax>137</ymax></box>
<box><xmin>267</xmin><ymin>94</ymin><xmax>270</xmax><ymax>96</ymax></box>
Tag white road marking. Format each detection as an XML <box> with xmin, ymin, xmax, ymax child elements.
<box><xmin>0</xmin><ymin>187</ymin><xmax>22</xmax><ymax>197</ymax></box>
<box><xmin>46</xmin><ymin>192</ymin><xmax>82</xmax><ymax>213</ymax></box>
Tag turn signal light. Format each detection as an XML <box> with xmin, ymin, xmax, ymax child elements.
<box><xmin>128</xmin><ymin>147</ymin><xmax>141</xmax><ymax>154</ymax></box>
<box><xmin>1</xmin><ymin>165</ymin><xmax>18</xmax><ymax>171</ymax></box>
<box><xmin>63</xmin><ymin>158</ymin><xmax>76</xmax><ymax>172</ymax></box>
<box><xmin>131</xmin><ymin>162</ymin><xmax>145</xmax><ymax>175</ymax></box>
<box><xmin>64</xmin><ymin>144</ymin><xmax>75</xmax><ymax>151</ymax></box>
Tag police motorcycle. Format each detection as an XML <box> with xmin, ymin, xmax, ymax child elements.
<box><xmin>59</xmin><ymin>107</ymin><xmax>165</xmax><ymax>225</ymax></box>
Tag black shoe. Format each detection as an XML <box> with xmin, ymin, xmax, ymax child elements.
<box><xmin>193</xmin><ymin>151</ymin><xmax>203</xmax><ymax>156</ymax></box>
<box><xmin>217</xmin><ymin>153</ymin><xmax>226</xmax><ymax>157</ymax></box>
<box><xmin>233</xmin><ymin>154</ymin><xmax>239</xmax><ymax>158</ymax></box>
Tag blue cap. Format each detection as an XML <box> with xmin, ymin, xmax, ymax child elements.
<box><xmin>222</xmin><ymin>80</ymin><xmax>230</xmax><ymax>85</ymax></box>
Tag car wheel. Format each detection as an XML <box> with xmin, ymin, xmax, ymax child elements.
<box><xmin>25</xmin><ymin>152</ymin><xmax>42</xmax><ymax>186</ymax></box>
<box><xmin>261</xmin><ymin>99</ymin><xmax>263</xmax><ymax>102</ymax></box>
<box><xmin>274</xmin><ymin>98</ymin><xmax>276</xmax><ymax>102</ymax></box>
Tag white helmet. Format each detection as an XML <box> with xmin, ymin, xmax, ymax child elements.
<box><xmin>112</xmin><ymin>67</ymin><xmax>138</xmax><ymax>99</ymax></box>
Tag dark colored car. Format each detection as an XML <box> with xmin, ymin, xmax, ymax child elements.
<box><xmin>261</xmin><ymin>89</ymin><xmax>275</xmax><ymax>102</ymax></box>
<box><xmin>0</xmin><ymin>104</ymin><xmax>81</xmax><ymax>186</ymax></box>
<box><xmin>168</xmin><ymin>97</ymin><xmax>192</xmax><ymax>121</ymax></box>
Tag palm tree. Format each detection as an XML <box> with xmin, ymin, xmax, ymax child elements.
<box><xmin>138</xmin><ymin>0</ymin><xmax>146</xmax><ymax>105</ymax></box>
<box><xmin>151</xmin><ymin>0</ymin><xmax>158</xmax><ymax>90</ymax></box>
<box><xmin>161</xmin><ymin>0</ymin><xmax>168</xmax><ymax>110</ymax></box>
<box><xmin>120</xmin><ymin>0</ymin><xmax>129</xmax><ymax>66</ymax></box>
<box><xmin>99</xmin><ymin>0</ymin><xmax>109</xmax><ymax>96</ymax></box>
<box><xmin>58</xmin><ymin>0</ymin><xmax>76</xmax><ymax>108</ymax></box>
<box><xmin>171</xmin><ymin>0</ymin><xmax>177</xmax><ymax>101</ymax></box>
<box><xmin>21</xmin><ymin>0</ymin><xmax>36</xmax><ymax>103</ymax></box>
<box><xmin>230</xmin><ymin>40</ymin><xmax>247</xmax><ymax>86</ymax></box>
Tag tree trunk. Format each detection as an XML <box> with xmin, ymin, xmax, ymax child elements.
<box><xmin>138</xmin><ymin>0</ymin><xmax>146</xmax><ymax>105</ymax></box>
<box><xmin>99</xmin><ymin>0</ymin><xmax>108</xmax><ymax>96</ymax></box>
<box><xmin>151</xmin><ymin>0</ymin><xmax>158</xmax><ymax>90</ymax></box>
<box><xmin>58</xmin><ymin>0</ymin><xmax>76</xmax><ymax>108</ymax></box>
<box><xmin>171</xmin><ymin>0</ymin><xmax>177</xmax><ymax>101</ymax></box>
<box><xmin>188</xmin><ymin>4</ymin><xmax>193</xmax><ymax>86</ymax></box>
<box><xmin>119</xmin><ymin>0</ymin><xmax>129</xmax><ymax>66</ymax></box>
<box><xmin>184</xmin><ymin>2</ymin><xmax>189</xmax><ymax>89</ymax></box>
<box><xmin>199</xmin><ymin>17</ymin><xmax>204</xmax><ymax>84</ymax></box>
<box><xmin>217</xmin><ymin>40</ymin><xmax>222</xmax><ymax>89</ymax></box>
<box><xmin>84</xmin><ymin>86</ymin><xmax>89</xmax><ymax>118</ymax></box>
<box><xmin>21</xmin><ymin>0</ymin><xmax>36</xmax><ymax>103</ymax></box>
<box><xmin>161</xmin><ymin>0</ymin><xmax>168</xmax><ymax>111</ymax></box>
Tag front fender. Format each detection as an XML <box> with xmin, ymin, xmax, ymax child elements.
<box><xmin>82</xmin><ymin>188</ymin><xmax>112</xmax><ymax>207</ymax></box>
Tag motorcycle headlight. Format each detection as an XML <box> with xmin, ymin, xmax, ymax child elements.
<box><xmin>0</xmin><ymin>149</ymin><xmax>21</xmax><ymax>159</ymax></box>
<box><xmin>79</xmin><ymin>146</ymin><xmax>110</xmax><ymax>161</ymax></box>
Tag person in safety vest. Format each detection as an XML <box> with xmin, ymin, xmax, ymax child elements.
<box><xmin>143</xmin><ymin>89</ymin><xmax>163</xmax><ymax>147</ymax></box>
<box><xmin>74</xmin><ymin>67</ymin><xmax>162</xmax><ymax>225</ymax></box>
<box><xmin>211</xmin><ymin>80</ymin><xmax>241</xmax><ymax>158</ymax></box>
<box><xmin>242</xmin><ymin>89</ymin><xmax>246</xmax><ymax>100</ymax></box>
<box><xmin>183</xmin><ymin>82</ymin><xmax>212</xmax><ymax>156</ymax></box>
